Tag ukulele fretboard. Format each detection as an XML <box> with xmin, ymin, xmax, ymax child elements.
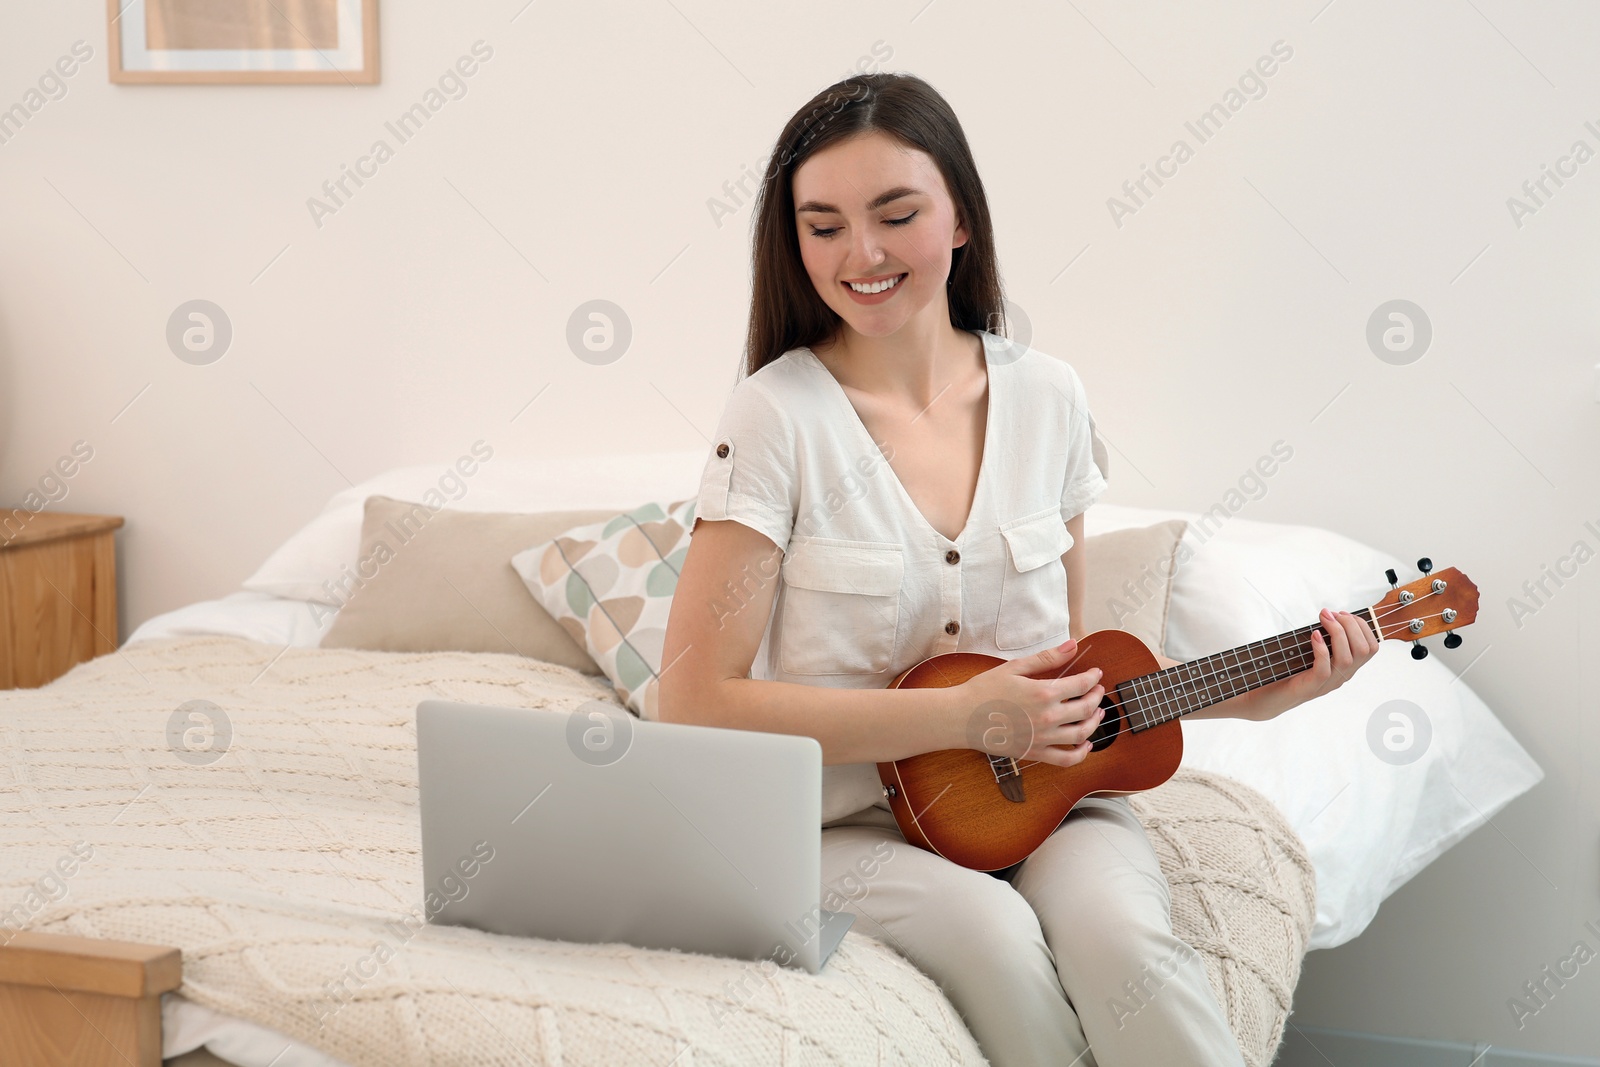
<box><xmin>1117</xmin><ymin>609</ymin><xmax>1381</xmax><ymax>731</ymax></box>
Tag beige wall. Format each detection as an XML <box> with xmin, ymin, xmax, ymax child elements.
<box><xmin>2</xmin><ymin>0</ymin><xmax>1597</xmax><ymax>1056</ymax></box>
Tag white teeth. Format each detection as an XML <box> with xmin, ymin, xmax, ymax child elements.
<box><xmin>848</xmin><ymin>273</ymin><xmax>904</xmax><ymax>294</ymax></box>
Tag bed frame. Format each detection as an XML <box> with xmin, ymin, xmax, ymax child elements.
<box><xmin>0</xmin><ymin>931</ymin><xmax>181</xmax><ymax>1066</ymax></box>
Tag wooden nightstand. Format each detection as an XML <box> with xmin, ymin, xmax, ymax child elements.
<box><xmin>0</xmin><ymin>512</ymin><xmax>124</xmax><ymax>689</ymax></box>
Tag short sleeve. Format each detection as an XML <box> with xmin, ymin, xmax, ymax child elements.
<box><xmin>1058</xmin><ymin>363</ymin><xmax>1110</xmax><ymax>522</ymax></box>
<box><xmin>693</xmin><ymin>375</ymin><xmax>797</xmax><ymax>552</ymax></box>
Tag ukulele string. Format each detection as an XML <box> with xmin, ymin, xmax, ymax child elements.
<box><xmin>1127</xmin><ymin>631</ymin><xmax>1322</xmax><ymax>727</ymax></box>
<box><xmin>1039</xmin><ymin>619</ymin><xmax>1345</xmax><ymax>760</ymax></box>
<box><xmin>1370</xmin><ymin>588</ymin><xmax>1449</xmax><ymax>627</ymax></box>
<box><xmin>1121</xmin><ymin>602</ymin><xmax>1458</xmax><ymax>730</ymax></box>
<box><xmin>983</xmin><ymin>753</ymin><xmax>1010</xmax><ymax>783</ymax></box>
<box><xmin>1133</xmin><ymin>600</ymin><xmax>1454</xmax><ymax>711</ymax></box>
<box><xmin>1020</xmin><ymin>591</ymin><xmax>1465</xmax><ymax>772</ymax></box>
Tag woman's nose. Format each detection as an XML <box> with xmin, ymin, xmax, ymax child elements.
<box><xmin>848</xmin><ymin>224</ymin><xmax>888</xmax><ymax>269</ymax></box>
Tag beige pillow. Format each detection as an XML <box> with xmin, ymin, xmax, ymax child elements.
<box><xmin>1078</xmin><ymin>519</ymin><xmax>1188</xmax><ymax>656</ymax></box>
<box><xmin>319</xmin><ymin>495</ymin><xmax>617</xmax><ymax>674</ymax></box>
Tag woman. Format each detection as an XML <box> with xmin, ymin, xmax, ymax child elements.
<box><xmin>659</xmin><ymin>72</ymin><xmax>1376</xmax><ymax>1067</ymax></box>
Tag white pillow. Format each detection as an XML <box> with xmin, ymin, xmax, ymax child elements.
<box><xmin>1085</xmin><ymin>502</ymin><xmax>1407</xmax><ymax>660</ymax></box>
<box><xmin>1178</xmin><ymin>641</ymin><xmax>1543</xmax><ymax>950</ymax></box>
<box><xmin>243</xmin><ymin>449</ymin><xmax>708</xmax><ymax>604</ymax></box>
<box><xmin>1086</xmin><ymin>503</ymin><xmax>1542</xmax><ymax>949</ymax></box>
<box><xmin>164</xmin><ymin>994</ymin><xmax>349</xmax><ymax>1067</ymax></box>
<box><xmin>127</xmin><ymin>591</ymin><xmax>334</xmax><ymax>648</ymax></box>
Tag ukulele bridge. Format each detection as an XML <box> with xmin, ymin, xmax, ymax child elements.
<box><xmin>988</xmin><ymin>755</ymin><xmax>1026</xmax><ymax>803</ymax></box>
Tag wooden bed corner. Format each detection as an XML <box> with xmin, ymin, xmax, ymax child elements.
<box><xmin>0</xmin><ymin>930</ymin><xmax>181</xmax><ymax>1067</ymax></box>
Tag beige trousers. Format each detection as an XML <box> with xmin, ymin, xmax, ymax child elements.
<box><xmin>819</xmin><ymin>796</ymin><xmax>1246</xmax><ymax>1067</ymax></box>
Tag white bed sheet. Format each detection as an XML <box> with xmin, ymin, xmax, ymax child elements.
<box><xmin>164</xmin><ymin>993</ymin><xmax>353</xmax><ymax>1067</ymax></box>
<box><xmin>128</xmin><ymin>590</ymin><xmax>334</xmax><ymax>649</ymax></box>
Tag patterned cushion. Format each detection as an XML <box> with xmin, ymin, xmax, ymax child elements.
<box><xmin>510</xmin><ymin>498</ymin><xmax>695</xmax><ymax>720</ymax></box>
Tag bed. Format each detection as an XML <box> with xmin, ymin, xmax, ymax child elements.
<box><xmin>0</xmin><ymin>449</ymin><xmax>1544</xmax><ymax>1067</ymax></box>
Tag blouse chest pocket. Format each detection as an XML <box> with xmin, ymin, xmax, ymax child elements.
<box><xmin>778</xmin><ymin>538</ymin><xmax>904</xmax><ymax>676</ymax></box>
<box><xmin>995</xmin><ymin>506</ymin><xmax>1075</xmax><ymax>650</ymax></box>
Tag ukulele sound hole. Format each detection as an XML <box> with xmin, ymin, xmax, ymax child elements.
<box><xmin>1087</xmin><ymin>695</ymin><xmax>1125</xmax><ymax>752</ymax></box>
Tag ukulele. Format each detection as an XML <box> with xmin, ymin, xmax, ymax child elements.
<box><xmin>875</xmin><ymin>560</ymin><xmax>1479</xmax><ymax>871</ymax></box>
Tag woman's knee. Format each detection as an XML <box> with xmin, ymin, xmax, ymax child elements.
<box><xmin>915</xmin><ymin>866</ymin><xmax>1041</xmax><ymax>948</ymax></box>
<box><xmin>831</xmin><ymin>844</ymin><xmax>1047</xmax><ymax>969</ymax></box>
<box><xmin>1014</xmin><ymin>836</ymin><xmax>1189</xmax><ymax>990</ymax></box>
<box><xmin>930</xmin><ymin>869</ymin><xmax>1045</xmax><ymax>949</ymax></box>
<box><xmin>1032</xmin><ymin>871</ymin><xmax>1180</xmax><ymax>970</ymax></box>
<box><xmin>1014</xmin><ymin>805</ymin><xmax>1173</xmax><ymax>925</ymax></box>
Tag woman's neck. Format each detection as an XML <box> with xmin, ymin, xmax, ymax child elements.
<box><xmin>812</xmin><ymin>323</ymin><xmax>982</xmax><ymax>410</ymax></box>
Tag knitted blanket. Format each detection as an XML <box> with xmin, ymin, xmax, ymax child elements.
<box><xmin>0</xmin><ymin>637</ymin><xmax>1314</xmax><ymax>1067</ymax></box>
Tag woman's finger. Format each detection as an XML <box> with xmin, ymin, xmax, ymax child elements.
<box><xmin>1050</xmin><ymin>666</ymin><xmax>1103</xmax><ymax>702</ymax></box>
<box><xmin>1321</xmin><ymin>609</ymin><xmax>1350</xmax><ymax>668</ymax></box>
<box><xmin>1310</xmin><ymin>621</ymin><xmax>1329</xmax><ymax>681</ymax></box>
<box><xmin>1334</xmin><ymin>609</ymin><xmax>1366</xmax><ymax>660</ymax></box>
<box><xmin>1348</xmin><ymin>609</ymin><xmax>1377</xmax><ymax>656</ymax></box>
<box><xmin>1042</xmin><ymin>686</ymin><xmax>1103</xmax><ymax>737</ymax></box>
<box><xmin>1010</xmin><ymin>640</ymin><xmax>1080</xmax><ymax>679</ymax></box>
<box><xmin>1034</xmin><ymin>734</ymin><xmax>1095</xmax><ymax>767</ymax></box>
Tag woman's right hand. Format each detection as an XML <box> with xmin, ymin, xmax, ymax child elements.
<box><xmin>947</xmin><ymin>639</ymin><xmax>1106</xmax><ymax>768</ymax></box>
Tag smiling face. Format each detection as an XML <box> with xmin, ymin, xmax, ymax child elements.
<box><xmin>792</xmin><ymin>130</ymin><xmax>969</xmax><ymax>343</ymax></box>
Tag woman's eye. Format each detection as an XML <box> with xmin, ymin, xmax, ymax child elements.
<box><xmin>808</xmin><ymin>211</ymin><xmax>917</xmax><ymax>239</ymax></box>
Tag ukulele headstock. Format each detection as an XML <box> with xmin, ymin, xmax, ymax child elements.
<box><xmin>1367</xmin><ymin>559</ymin><xmax>1477</xmax><ymax>659</ymax></box>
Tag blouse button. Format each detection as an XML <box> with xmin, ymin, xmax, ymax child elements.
<box><xmin>945</xmin><ymin>549</ymin><xmax>960</xmax><ymax>565</ymax></box>
<box><xmin>945</xmin><ymin>620</ymin><xmax>960</xmax><ymax>635</ymax></box>
<box><xmin>715</xmin><ymin>442</ymin><xmax>730</xmax><ymax>458</ymax></box>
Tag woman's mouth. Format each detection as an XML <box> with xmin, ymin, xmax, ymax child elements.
<box><xmin>842</xmin><ymin>272</ymin><xmax>908</xmax><ymax>304</ymax></box>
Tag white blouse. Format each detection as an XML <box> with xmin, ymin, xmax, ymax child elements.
<box><xmin>692</xmin><ymin>329</ymin><xmax>1110</xmax><ymax>824</ymax></box>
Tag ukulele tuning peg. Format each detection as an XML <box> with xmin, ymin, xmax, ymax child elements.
<box><xmin>1417</xmin><ymin>557</ymin><xmax>1433</xmax><ymax>575</ymax></box>
<box><xmin>1385</xmin><ymin>568</ymin><xmax>1398</xmax><ymax>588</ymax></box>
<box><xmin>1443</xmin><ymin>632</ymin><xmax>1463</xmax><ymax>650</ymax></box>
<box><xmin>1410</xmin><ymin>642</ymin><xmax>1429</xmax><ymax>660</ymax></box>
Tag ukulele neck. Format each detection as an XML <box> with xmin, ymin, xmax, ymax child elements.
<box><xmin>1119</xmin><ymin>608</ymin><xmax>1381</xmax><ymax>730</ymax></box>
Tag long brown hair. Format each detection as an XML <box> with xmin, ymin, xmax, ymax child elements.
<box><xmin>742</xmin><ymin>72</ymin><xmax>1006</xmax><ymax>378</ymax></box>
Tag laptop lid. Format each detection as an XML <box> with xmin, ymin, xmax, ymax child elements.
<box><xmin>416</xmin><ymin>699</ymin><xmax>853</xmax><ymax>974</ymax></box>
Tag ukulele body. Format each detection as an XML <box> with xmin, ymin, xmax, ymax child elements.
<box><xmin>875</xmin><ymin>628</ymin><xmax>1183</xmax><ymax>871</ymax></box>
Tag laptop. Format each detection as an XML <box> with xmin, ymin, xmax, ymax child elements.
<box><xmin>415</xmin><ymin>698</ymin><xmax>854</xmax><ymax>974</ymax></box>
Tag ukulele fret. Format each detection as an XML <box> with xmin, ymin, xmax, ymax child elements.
<box><xmin>1137</xmin><ymin>623</ymin><xmax>1349</xmax><ymax>726</ymax></box>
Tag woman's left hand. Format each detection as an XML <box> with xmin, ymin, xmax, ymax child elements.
<box><xmin>1252</xmin><ymin>608</ymin><xmax>1380</xmax><ymax>719</ymax></box>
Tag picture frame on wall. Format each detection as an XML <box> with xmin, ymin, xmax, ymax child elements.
<box><xmin>108</xmin><ymin>0</ymin><xmax>379</xmax><ymax>84</ymax></box>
